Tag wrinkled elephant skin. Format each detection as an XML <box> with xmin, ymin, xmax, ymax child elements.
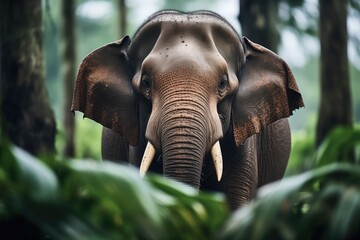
<box><xmin>71</xmin><ymin>10</ymin><xmax>304</xmax><ymax>210</ymax></box>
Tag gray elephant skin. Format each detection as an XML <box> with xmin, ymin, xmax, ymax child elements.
<box><xmin>71</xmin><ymin>10</ymin><xmax>304</xmax><ymax>210</ymax></box>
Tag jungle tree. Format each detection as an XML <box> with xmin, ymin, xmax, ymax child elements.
<box><xmin>118</xmin><ymin>0</ymin><xmax>127</xmax><ymax>37</ymax></box>
<box><xmin>238</xmin><ymin>0</ymin><xmax>280</xmax><ymax>52</ymax></box>
<box><xmin>61</xmin><ymin>0</ymin><xmax>77</xmax><ymax>157</ymax></box>
<box><xmin>316</xmin><ymin>0</ymin><xmax>353</xmax><ymax>149</ymax></box>
<box><xmin>1</xmin><ymin>0</ymin><xmax>56</xmax><ymax>155</ymax></box>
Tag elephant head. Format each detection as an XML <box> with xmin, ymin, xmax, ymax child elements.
<box><xmin>72</xmin><ymin>11</ymin><xmax>304</xmax><ymax>189</ymax></box>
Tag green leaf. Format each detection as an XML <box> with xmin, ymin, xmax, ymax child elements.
<box><xmin>11</xmin><ymin>146</ymin><xmax>59</xmax><ymax>201</ymax></box>
<box><xmin>315</xmin><ymin>126</ymin><xmax>360</xmax><ymax>167</ymax></box>
<box><xmin>219</xmin><ymin>164</ymin><xmax>360</xmax><ymax>240</ymax></box>
<box><xmin>63</xmin><ymin>160</ymin><xmax>163</xmax><ymax>239</ymax></box>
<box><xmin>327</xmin><ymin>185</ymin><xmax>360</xmax><ymax>239</ymax></box>
<box><xmin>148</xmin><ymin>174</ymin><xmax>228</xmax><ymax>239</ymax></box>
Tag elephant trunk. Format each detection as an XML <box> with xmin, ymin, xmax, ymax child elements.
<box><xmin>141</xmin><ymin>77</ymin><xmax>224</xmax><ymax>188</ymax></box>
<box><xmin>161</xmin><ymin>113</ymin><xmax>207</xmax><ymax>188</ymax></box>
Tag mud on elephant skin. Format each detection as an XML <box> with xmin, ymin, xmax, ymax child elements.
<box><xmin>71</xmin><ymin>10</ymin><xmax>304</xmax><ymax>210</ymax></box>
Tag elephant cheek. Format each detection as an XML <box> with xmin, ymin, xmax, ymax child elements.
<box><xmin>217</xmin><ymin>97</ymin><xmax>233</xmax><ymax>137</ymax></box>
<box><xmin>144</xmin><ymin>102</ymin><xmax>162</xmax><ymax>151</ymax></box>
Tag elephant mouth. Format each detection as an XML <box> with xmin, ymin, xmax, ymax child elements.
<box><xmin>139</xmin><ymin>141</ymin><xmax>223</xmax><ymax>182</ymax></box>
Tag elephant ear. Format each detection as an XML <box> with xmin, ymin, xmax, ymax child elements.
<box><xmin>232</xmin><ymin>37</ymin><xmax>304</xmax><ymax>146</ymax></box>
<box><xmin>71</xmin><ymin>36</ymin><xmax>138</xmax><ymax>146</ymax></box>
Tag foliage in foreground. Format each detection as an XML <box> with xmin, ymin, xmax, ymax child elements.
<box><xmin>0</xmin><ymin>126</ymin><xmax>360</xmax><ymax>239</ymax></box>
<box><xmin>221</xmin><ymin>126</ymin><xmax>360</xmax><ymax>239</ymax></box>
<box><xmin>0</xmin><ymin>135</ymin><xmax>227</xmax><ymax>239</ymax></box>
<box><xmin>220</xmin><ymin>164</ymin><xmax>360</xmax><ymax>239</ymax></box>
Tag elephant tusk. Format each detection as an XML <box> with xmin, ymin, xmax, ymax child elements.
<box><xmin>139</xmin><ymin>142</ymin><xmax>156</xmax><ymax>177</ymax></box>
<box><xmin>211</xmin><ymin>141</ymin><xmax>223</xmax><ymax>182</ymax></box>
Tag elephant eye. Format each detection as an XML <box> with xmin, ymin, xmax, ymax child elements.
<box><xmin>218</xmin><ymin>74</ymin><xmax>229</xmax><ymax>91</ymax></box>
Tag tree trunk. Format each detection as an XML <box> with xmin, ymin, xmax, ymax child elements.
<box><xmin>61</xmin><ymin>0</ymin><xmax>76</xmax><ymax>157</ymax></box>
<box><xmin>1</xmin><ymin>0</ymin><xmax>56</xmax><ymax>155</ymax></box>
<box><xmin>316</xmin><ymin>0</ymin><xmax>353</xmax><ymax>147</ymax></box>
<box><xmin>118</xmin><ymin>0</ymin><xmax>127</xmax><ymax>37</ymax></box>
<box><xmin>239</xmin><ymin>0</ymin><xmax>279</xmax><ymax>52</ymax></box>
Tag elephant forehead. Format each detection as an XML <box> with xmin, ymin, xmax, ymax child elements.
<box><xmin>144</xmin><ymin>13</ymin><xmax>237</xmax><ymax>46</ymax></box>
<box><xmin>130</xmin><ymin>12</ymin><xmax>241</xmax><ymax>68</ymax></box>
<box><xmin>142</xmin><ymin>17</ymin><xmax>230</xmax><ymax>71</ymax></box>
<box><xmin>143</xmin><ymin>12</ymin><xmax>235</xmax><ymax>35</ymax></box>
<box><xmin>142</xmin><ymin>44</ymin><xmax>228</xmax><ymax>84</ymax></box>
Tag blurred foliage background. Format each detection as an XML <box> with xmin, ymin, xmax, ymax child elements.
<box><xmin>43</xmin><ymin>0</ymin><xmax>360</xmax><ymax>174</ymax></box>
<box><xmin>1</xmin><ymin>0</ymin><xmax>360</xmax><ymax>239</ymax></box>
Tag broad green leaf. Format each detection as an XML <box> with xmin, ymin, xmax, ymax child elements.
<box><xmin>219</xmin><ymin>164</ymin><xmax>360</xmax><ymax>240</ymax></box>
<box><xmin>327</xmin><ymin>185</ymin><xmax>360</xmax><ymax>239</ymax></box>
<box><xmin>11</xmin><ymin>146</ymin><xmax>59</xmax><ymax>201</ymax></box>
<box><xmin>148</xmin><ymin>174</ymin><xmax>228</xmax><ymax>239</ymax></box>
<box><xmin>315</xmin><ymin>126</ymin><xmax>360</xmax><ymax>167</ymax></box>
<box><xmin>64</xmin><ymin>160</ymin><xmax>163</xmax><ymax>239</ymax></box>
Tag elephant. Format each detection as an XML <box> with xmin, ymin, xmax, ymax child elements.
<box><xmin>71</xmin><ymin>10</ymin><xmax>304</xmax><ymax>210</ymax></box>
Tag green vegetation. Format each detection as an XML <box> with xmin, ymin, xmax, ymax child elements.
<box><xmin>1</xmin><ymin>132</ymin><xmax>228</xmax><ymax>239</ymax></box>
<box><xmin>286</xmin><ymin>115</ymin><xmax>317</xmax><ymax>176</ymax></box>
<box><xmin>2</xmin><ymin>1</ymin><xmax>356</xmax><ymax>239</ymax></box>
<box><xmin>1</xmin><ymin>126</ymin><xmax>360</xmax><ymax>239</ymax></box>
<box><xmin>220</xmin><ymin>164</ymin><xmax>360</xmax><ymax>239</ymax></box>
<box><xmin>56</xmin><ymin>116</ymin><xmax>102</xmax><ymax>160</ymax></box>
